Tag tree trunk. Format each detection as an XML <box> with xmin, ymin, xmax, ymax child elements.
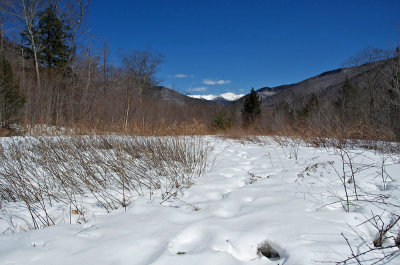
<box><xmin>21</xmin><ymin>0</ymin><xmax>41</xmax><ymax>89</ymax></box>
<box><xmin>0</xmin><ymin>13</ymin><xmax>4</xmax><ymax>54</ymax></box>
<box><xmin>103</xmin><ymin>39</ymin><xmax>108</xmax><ymax>119</ymax></box>
<box><xmin>124</xmin><ymin>95</ymin><xmax>130</xmax><ymax>131</ymax></box>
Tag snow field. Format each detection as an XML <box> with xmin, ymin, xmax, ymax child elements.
<box><xmin>0</xmin><ymin>136</ymin><xmax>399</xmax><ymax>264</ymax></box>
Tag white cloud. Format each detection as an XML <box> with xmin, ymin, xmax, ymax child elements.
<box><xmin>203</xmin><ymin>79</ymin><xmax>231</xmax><ymax>85</ymax></box>
<box><xmin>168</xmin><ymin>74</ymin><xmax>188</xmax><ymax>78</ymax></box>
<box><xmin>187</xmin><ymin>86</ymin><xmax>208</xmax><ymax>92</ymax></box>
<box><xmin>175</xmin><ymin>74</ymin><xmax>188</xmax><ymax>78</ymax></box>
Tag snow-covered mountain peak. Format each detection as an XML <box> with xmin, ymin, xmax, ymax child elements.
<box><xmin>188</xmin><ymin>92</ymin><xmax>244</xmax><ymax>101</ymax></box>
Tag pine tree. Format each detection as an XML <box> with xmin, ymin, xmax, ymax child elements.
<box><xmin>241</xmin><ymin>88</ymin><xmax>261</xmax><ymax>127</ymax></box>
<box><xmin>21</xmin><ymin>5</ymin><xmax>73</xmax><ymax>69</ymax></box>
<box><xmin>0</xmin><ymin>56</ymin><xmax>25</xmax><ymax>126</ymax></box>
<box><xmin>336</xmin><ymin>77</ymin><xmax>358</xmax><ymax>122</ymax></box>
<box><xmin>21</xmin><ymin>5</ymin><xmax>74</xmax><ymax>125</ymax></box>
<box><xmin>298</xmin><ymin>94</ymin><xmax>319</xmax><ymax>119</ymax></box>
<box><xmin>212</xmin><ymin>110</ymin><xmax>233</xmax><ymax>131</ymax></box>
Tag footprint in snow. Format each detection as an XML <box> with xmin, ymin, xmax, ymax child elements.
<box><xmin>213</xmin><ymin>239</ymin><xmax>288</xmax><ymax>264</ymax></box>
<box><xmin>168</xmin><ymin>226</ymin><xmax>210</xmax><ymax>254</ymax></box>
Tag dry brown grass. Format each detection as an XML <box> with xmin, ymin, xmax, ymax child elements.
<box><xmin>23</xmin><ymin>119</ymin><xmax>211</xmax><ymax>137</ymax></box>
<box><xmin>269</xmin><ymin>118</ymin><xmax>398</xmax><ymax>150</ymax></box>
<box><xmin>0</xmin><ymin>134</ymin><xmax>211</xmax><ymax>229</ymax></box>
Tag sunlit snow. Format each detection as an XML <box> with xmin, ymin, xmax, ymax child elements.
<box><xmin>0</xmin><ymin>136</ymin><xmax>399</xmax><ymax>265</ymax></box>
<box><xmin>188</xmin><ymin>92</ymin><xmax>245</xmax><ymax>101</ymax></box>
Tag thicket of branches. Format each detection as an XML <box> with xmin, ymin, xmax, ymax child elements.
<box><xmin>0</xmin><ymin>0</ymin><xmax>224</xmax><ymax>133</ymax></box>
<box><xmin>268</xmin><ymin>47</ymin><xmax>400</xmax><ymax>141</ymax></box>
<box><xmin>0</xmin><ymin>135</ymin><xmax>211</xmax><ymax>229</ymax></box>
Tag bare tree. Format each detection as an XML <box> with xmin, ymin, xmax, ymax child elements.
<box><xmin>342</xmin><ymin>46</ymin><xmax>392</xmax><ymax>67</ymax></box>
<box><xmin>0</xmin><ymin>12</ymin><xmax>4</xmax><ymax>54</ymax></box>
<box><xmin>0</xmin><ymin>1</ymin><xmax>10</xmax><ymax>54</ymax></box>
<box><xmin>120</xmin><ymin>49</ymin><xmax>163</xmax><ymax>129</ymax></box>
<box><xmin>103</xmin><ymin>39</ymin><xmax>109</xmax><ymax>117</ymax></box>
<box><xmin>382</xmin><ymin>47</ymin><xmax>400</xmax><ymax>107</ymax></box>
<box><xmin>49</xmin><ymin>0</ymin><xmax>90</xmax><ymax>62</ymax></box>
<box><xmin>9</xmin><ymin>0</ymin><xmax>44</xmax><ymax>89</ymax></box>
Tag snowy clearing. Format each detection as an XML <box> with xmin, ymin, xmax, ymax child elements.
<box><xmin>0</xmin><ymin>136</ymin><xmax>400</xmax><ymax>264</ymax></box>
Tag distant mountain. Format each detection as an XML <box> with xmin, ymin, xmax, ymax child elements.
<box><xmin>124</xmin><ymin>59</ymin><xmax>394</xmax><ymax>117</ymax></box>
<box><xmin>256</xmin><ymin>67</ymin><xmax>359</xmax><ymax>106</ymax></box>
<box><xmin>231</xmin><ymin>59</ymin><xmax>390</xmax><ymax>109</ymax></box>
<box><xmin>145</xmin><ymin>86</ymin><xmax>219</xmax><ymax>106</ymax></box>
<box><xmin>188</xmin><ymin>92</ymin><xmax>245</xmax><ymax>102</ymax></box>
<box><xmin>150</xmin><ymin>59</ymin><xmax>390</xmax><ymax>115</ymax></box>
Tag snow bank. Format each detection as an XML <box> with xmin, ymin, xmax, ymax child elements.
<box><xmin>0</xmin><ymin>136</ymin><xmax>399</xmax><ymax>264</ymax></box>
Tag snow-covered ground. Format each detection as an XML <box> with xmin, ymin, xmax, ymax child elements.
<box><xmin>0</xmin><ymin>136</ymin><xmax>399</xmax><ymax>264</ymax></box>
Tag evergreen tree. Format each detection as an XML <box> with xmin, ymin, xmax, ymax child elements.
<box><xmin>21</xmin><ymin>5</ymin><xmax>73</xmax><ymax>69</ymax></box>
<box><xmin>297</xmin><ymin>94</ymin><xmax>319</xmax><ymax>119</ymax></box>
<box><xmin>336</xmin><ymin>77</ymin><xmax>358</xmax><ymax>122</ymax></box>
<box><xmin>0</xmin><ymin>56</ymin><xmax>25</xmax><ymax>126</ymax></box>
<box><xmin>241</xmin><ymin>88</ymin><xmax>261</xmax><ymax>127</ymax></box>
<box><xmin>212</xmin><ymin>110</ymin><xmax>233</xmax><ymax>131</ymax></box>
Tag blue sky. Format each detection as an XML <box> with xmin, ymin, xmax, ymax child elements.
<box><xmin>89</xmin><ymin>0</ymin><xmax>400</xmax><ymax>95</ymax></box>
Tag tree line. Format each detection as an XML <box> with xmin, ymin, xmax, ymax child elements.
<box><xmin>267</xmin><ymin>47</ymin><xmax>400</xmax><ymax>140</ymax></box>
<box><xmin>0</xmin><ymin>1</ymin><xmax>399</xmax><ymax>139</ymax></box>
<box><xmin>0</xmin><ymin>0</ymin><xmax>224</xmax><ymax>133</ymax></box>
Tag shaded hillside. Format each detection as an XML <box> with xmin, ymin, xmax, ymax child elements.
<box><xmin>232</xmin><ymin>59</ymin><xmax>389</xmax><ymax>109</ymax></box>
<box><xmin>227</xmin><ymin>56</ymin><xmax>399</xmax><ymax>139</ymax></box>
<box><xmin>145</xmin><ymin>86</ymin><xmax>219</xmax><ymax>107</ymax></box>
